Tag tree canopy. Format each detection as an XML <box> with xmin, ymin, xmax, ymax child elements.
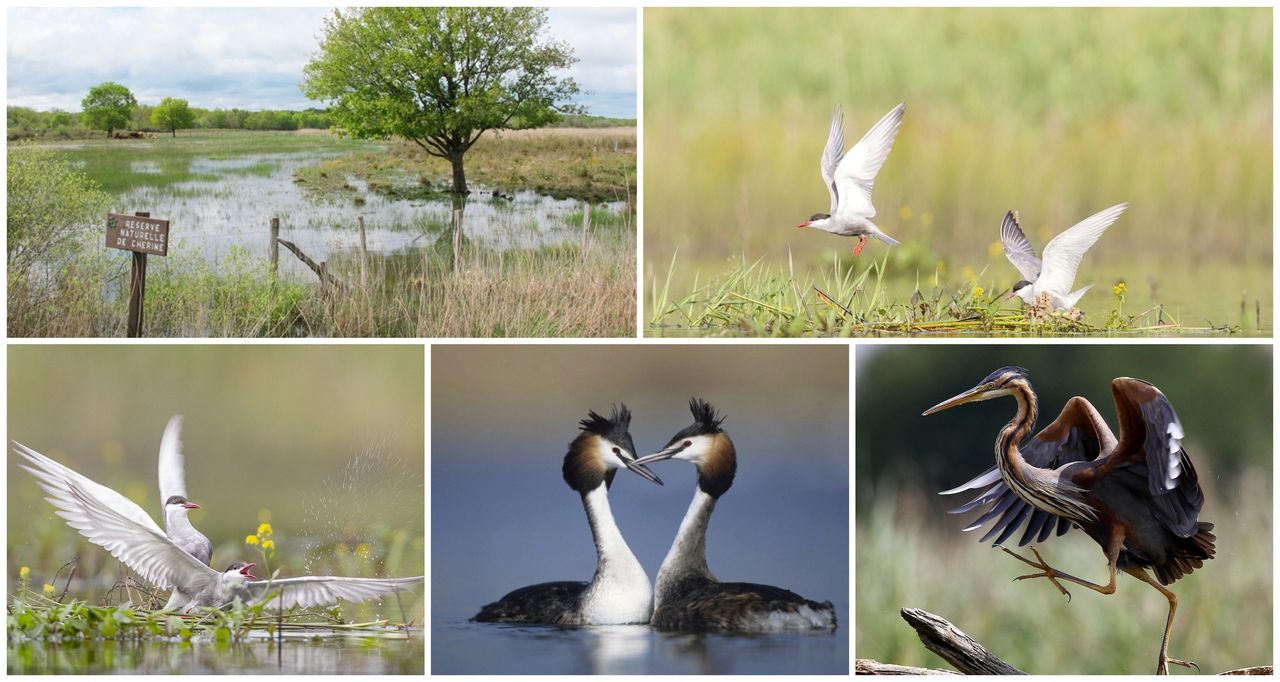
<box><xmin>152</xmin><ymin>97</ymin><xmax>195</xmax><ymax>137</ymax></box>
<box><xmin>302</xmin><ymin>7</ymin><xmax>581</xmax><ymax>193</ymax></box>
<box><xmin>80</xmin><ymin>82</ymin><xmax>137</xmax><ymax>138</ymax></box>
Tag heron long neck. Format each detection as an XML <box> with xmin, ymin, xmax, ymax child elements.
<box><xmin>995</xmin><ymin>383</ymin><xmax>1094</xmax><ymax>522</ymax></box>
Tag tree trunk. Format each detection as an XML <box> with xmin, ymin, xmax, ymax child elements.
<box><xmin>171</xmin><ymin>129</ymin><xmax>176</xmax><ymax>138</ymax></box>
<box><xmin>449</xmin><ymin>152</ymin><xmax>469</xmax><ymax>194</ymax></box>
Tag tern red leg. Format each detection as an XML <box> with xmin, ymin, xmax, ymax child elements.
<box><xmin>852</xmin><ymin>236</ymin><xmax>869</xmax><ymax>256</ymax></box>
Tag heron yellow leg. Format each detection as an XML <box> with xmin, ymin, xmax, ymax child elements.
<box><xmin>1122</xmin><ymin>566</ymin><xmax>1198</xmax><ymax>676</ymax></box>
<box><xmin>1000</xmin><ymin>546</ymin><xmax>1118</xmax><ymax>602</ymax></box>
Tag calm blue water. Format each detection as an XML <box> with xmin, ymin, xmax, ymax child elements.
<box><xmin>432</xmin><ymin>459</ymin><xmax>848</xmax><ymax>674</ymax></box>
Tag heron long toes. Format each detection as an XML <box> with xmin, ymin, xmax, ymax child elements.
<box><xmin>1157</xmin><ymin>657</ymin><xmax>1198</xmax><ymax>675</ymax></box>
<box><xmin>1001</xmin><ymin>547</ymin><xmax>1072</xmax><ymax>601</ymax></box>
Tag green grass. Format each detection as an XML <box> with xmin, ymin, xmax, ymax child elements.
<box><xmin>650</xmin><ymin>250</ymin><xmax>1253</xmax><ymax>336</ymax></box>
<box><xmin>644</xmin><ymin>8</ymin><xmax>1272</xmax><ymax>336</ymax></box>
<box><xmin>855</xmin><ymin>473</ymin><xmax>1272</xmax><ymax>674</ymax></box>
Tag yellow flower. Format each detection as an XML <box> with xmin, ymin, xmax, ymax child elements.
<box><xmin>42</xmin><ymin>583</ymin><xmax>54</xmax><ymax>596</ymax></box>
<box><xmin>257</xmin><ymin>523</ymin><xmax>273</xmax><ymax>536</ymax></box>
<box><xmin>355</xmin><ymin>543</ymin><xmax>372</xmax><ymax>558</ymax></box>
<box><xmin>988</xmin><ymin>241</ymin><xmax>1004</xmax><ymax>258</ymax></box>
<box><xmin>898</xmin><ymin>206</ymin><xmax>913</xmax><ymax>221</ymax></box>
<box><xmin>262</xmin><ymin>539</ymin><xmax>275</xmax><ymax>551</ymax></box>
<box><xmin>245</xmin><ymin>535</ymin><xmax>259</xmax><ymax>545</ymax></box>
<box><xmin>19</xmin><ymin>566</ymin><xmax>30</xmax><ymax>580</ymax></box>
<box><xmin>1113</xmin><ymin>282</ymin><xmax>1127</xmax><ymax>296</ymax></box>
<box><xmin>973</xmin><ymin>286</ymin><xmax>985</xmax><ymax>299</ymax></box>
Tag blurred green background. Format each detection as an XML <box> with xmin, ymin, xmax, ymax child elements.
<box><xmin>645</xmin><ymin>8</ymin><xmax>1272</xmax><ymax>332</ymax></box>
<box><xmin>855</xmin><ymin>345</ymin><xmax>1272</xmax><ymax>673</ymax></box>
<box><xmin>8</xmin><ymin>345</ymin><xmax>424</xmax><ymax>619</ymax></box>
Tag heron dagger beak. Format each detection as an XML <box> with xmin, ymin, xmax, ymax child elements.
<box><xmin>922</xmin><ymin>386</ymin><xmax>999</xmax><ymax>416</ymax></box>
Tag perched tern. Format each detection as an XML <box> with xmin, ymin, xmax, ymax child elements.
<box><xmin>14</xmin><ymin>442</ymin><xmax>422</xmax><ymax>612</ymax></box>
<box><xmin>798</xmin><ymin>103</ymin><xmax>906</xmax><ymax>256</ymax></box>
<box><xmin>157</xmin><ymin>416</ymin><xmax>213</xmax><ymax>568</ymax></box>
<box><xmin>1000</xmin><ymin>203</ymin><xmax>1127</xmax><ymax>311</ymax></box>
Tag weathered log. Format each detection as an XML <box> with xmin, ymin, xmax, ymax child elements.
<box><xmin>900</xmin><ymin>608</ymin><xmax>1026</xmax><ymax>675</ymax></box>
<box><xmin>856</xmin><ymin>659</ymin><xmax>959</xmax><ymax>675</ymax></box>
<box><xmin>1220</xmin><ymin>666</ymin><xmax>1274</xmax><ymax>675</ymax></box>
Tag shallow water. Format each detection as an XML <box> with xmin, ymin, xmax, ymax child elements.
<box><xmin>53</xmin><ymin>137</ymin><xmax>623</xmax><ymax>278</ymax></box>
<box><xmin>8</xmin><ymin>632</ymin><xmax>424</xmax><ymax>674</ymax></box>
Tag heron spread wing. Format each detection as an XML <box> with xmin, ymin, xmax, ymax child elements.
<box><xmin>820</xmin><ymin>107</ymin><xmax>845</xmax><ymax>215</ymax></box>
<box><xmin>1034</xmin><ymin>203</ymin><xmax>1127</xmax><ymax>296</ymax></box>
<box><xmin>999</xmin><ymin>211</ymin><xmax>1041</xmax><ymax>281</ymax></box>
<box><xmin>832</xmin><ymin>103</ymin><xmax>905</xmax><ymax>219</ymax></box>
<box><xmin>941</xmin><ymin>397</ymin><xmax>1112</xmax><ymax>546</ymax></box>
<box><xmin>158</xmin><ymin>415</ymin><xmax>187</xmax><ymax>504</ymax></box>
<box><xmin>250</xmin><ymin>575</ymin><xmax>423</xmax><ymax>610</ymax></box>
<box><xmin>1105</xmin><ymin>378</ymin><xmax>1204</xmax><ymax>538</ymax></box>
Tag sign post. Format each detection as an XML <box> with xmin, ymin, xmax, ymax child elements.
<box><xmin>105</xmin><ymin>212</ymin><xmax>169</xmax><ymax>337</ymax></box>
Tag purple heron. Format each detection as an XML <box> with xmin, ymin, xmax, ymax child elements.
<box><xmin>923</xmin><ymin>366</ymin><xmax>1215</xmax><ymax>675</ymax></box>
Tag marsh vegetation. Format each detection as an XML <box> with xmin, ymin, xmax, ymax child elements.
<box><xmin>644</xmin><ymin>8</ymin><xmax>1271</xmax><ymax>336</ymax></box>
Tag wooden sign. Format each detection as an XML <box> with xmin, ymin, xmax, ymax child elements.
<box><xmin>106</xmin><ymin>213</ymin><xmax>169</xmax><ymax>256</ymax></box>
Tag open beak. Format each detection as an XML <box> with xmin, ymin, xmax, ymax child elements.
<box><xmin>182</xmin><ymin>501</ymin><xmax>201</xmax><ymax>509</ymax></box>
<box><xmin>622</xmin><ymin>459</ymin><xmax>663</xmax><ymax>486</ymax></box>
<box><xmin>241</xmin><ymin>563</ymin><xmax>257</xmax><ymax>580</ymax></box>
<box><xmin>633</xmin><ymin>443</ymin><xmax>687</xmax><ymax>467</ymax></box>
<box><xmin>922</xmin><ymin>386</ymin><xmax>990</xmax><ymax>416</ymax></box>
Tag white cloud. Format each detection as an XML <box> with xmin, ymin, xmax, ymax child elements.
<box><xmin>7</xmin><ymin>7</ymin><xmax>636</xmax><ymax>116</ymax></box>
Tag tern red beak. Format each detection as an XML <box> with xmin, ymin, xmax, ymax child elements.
<box><xmin>797</xmin><ymin>221</ymin><xmax>811</xmax><ymax>228</ymax></box>
<box><xmin>182</xmin><ymin>501</ymin><xmax>201</xmax><ymax>509</ymax></box>
<box><xmin>241</xmin><ymin>563</ymin><xmax>257</xmax><ymax>579</ymax></box>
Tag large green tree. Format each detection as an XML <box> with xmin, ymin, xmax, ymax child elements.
<box><xmin>152</xmin><ymin>97</ymin><xmax>195</xmax><ymax>137</ymax></box>
<box><xmin>303</xmin><ymin>7</ymin><xmax>581</xmax><ymax>193</ymax></box>
<box><xmin>80</xmin><ymin>82</ymin><xmax>137</xmax><ymax>138</ymax></box>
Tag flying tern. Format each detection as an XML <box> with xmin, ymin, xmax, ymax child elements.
<box><xmin>797</xmin><ymin>103</ymin><xmax>906</xmax><ymax>256</ymax></box>
<box><xmin>1000</xmin><ymin>203</ymin><xmax>1127</xmax><ymax>311</ymax></box>
<box><xmin>14</xmin><ymin>442</ymin><xmax>422</xmax><ymax>612</ymax></box>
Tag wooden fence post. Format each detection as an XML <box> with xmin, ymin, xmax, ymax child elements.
<box><xmin>357</xmin><ymin>216</ymin><xmax>369</xmax><ymax>290</ymax></box>
<box><xmin>580</xmin><ymin>201</ymin><xmax>592</xmax><ymax>254</ymax></box>
<box><xmin>452</xmin><ymin>205</ymin><xmax>463</xmax><ymax>272</ymax></box>
<box><xmin>269</xmin><ymin>217</ymin><xmax>280</xmax><ymax>275</ymax></box>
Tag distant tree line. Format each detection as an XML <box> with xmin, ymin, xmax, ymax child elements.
<box><xmin>8</xmin><ymin>81</ymin><xmax>334</xmax><ymax>140</ymax></box>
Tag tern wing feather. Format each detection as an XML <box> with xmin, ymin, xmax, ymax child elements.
<box><xmin>14</xmin><ymin>442</ymin><xmax>164</xmax><ymax>536</ymax></box>
<box><xmin>999</xmin><ymin>211</ymin><xmax>1042</xmax><ymax>281</ymax></box>
<box><xmin>1036</xmin><ymin>203</ymin><xmax>1127</xmax><ymax>297</ymax></box>
<box><xmin>61</xmin><ymin>476</ymin><xmax>219</xmax><ymax>595</ymax></box>
<box><xmin>158</xmin><ymin>415</ymin><xmax>187</xmax><ymax>504</ymax></box>
<box><xmin>250</xmin><ymin>575</ymin><xmax>423</xmax><ymax>609</ymax></box>
<box><xmin>832</xmin><ymin>103</ymin><xmax>905</xmax><ymax>219</ymax></box>
<box><xmin>820</xmin><ymin>107</ymin><xmax>845</xmax><ymax>214</ymax></box>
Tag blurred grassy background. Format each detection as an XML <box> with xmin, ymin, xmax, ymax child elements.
<box><xmin>645</xmin><ymin>8</ymin><xmax>1272</xmax><ymax>331</ymax></box>
<box><xmin>854</xmin><ymin>346</ymin><xmax>1272</xmax><ymax>673</ymax></box>
<box><xmin>8</xmin><ymin>345</ymin><xmax>424</xmax><ymax>618</ymax></box>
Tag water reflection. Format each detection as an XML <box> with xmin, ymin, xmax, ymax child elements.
<box><xmin>585</xmin><ymin>625</ymin><xmax>650</xmax><ymax>674</ymax></box>
<box><xmin>8</xmin><ymin>633</ymin><xmax>424</xmax><ymax>674</ymax></box>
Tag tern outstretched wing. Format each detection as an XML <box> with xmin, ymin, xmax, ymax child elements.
<box><xmin>158</xmin><ymin>415</ymin><xmax>187</xmax><ymax>504</ymax></box>
<box><xmin>820</xmin><ymin>107</ymin><xmax>845</xmax><ymax>215</ymax></box>
<box><xmin>832</xmin><ymin>103</ymin><xmax>905</xmax><ymax>219</ymax></box>
<box><xmin>999</xmin><ymin>211</ymin><xmax>1041</xmax><ymax>281</ymax></box>
<box><xmin>248</xmin><ymin>575</ymin><xmax>424</xmax><ymax>610</ymax></box>
<box><xmin>1035</xmin><ymin>203</ymin><xmax>1127</xmax><ymax>297</ymax></box>
<box><xmin>62</xmin><ymin>477</ymin><xmax>220</xmax><ymax>595</ymax></box>
<box><xmin>15</xmin><ymin>442</ymin><xmax>165</xmax><ymax>537</ymax></box>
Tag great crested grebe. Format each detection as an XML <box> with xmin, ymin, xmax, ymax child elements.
<box><xmin>473</xmin><ymin>405</ymin><xmax>663</xmax><ymax>625</ymax></box>
<box><xmin>632</xmin><ymin>399</ymin><xmax>837</xmax><ymax>632</ymax></box>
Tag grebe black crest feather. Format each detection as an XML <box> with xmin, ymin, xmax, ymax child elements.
<box><xmin>564</xmin><ymin>404</ymin><xmax>636</xmax><ymax>494</ymax></box>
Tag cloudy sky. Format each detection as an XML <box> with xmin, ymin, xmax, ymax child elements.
<box><xmin>7</xmin><ymin>7</ymin><xmax>636</xmax><ymax>117</ymax></box>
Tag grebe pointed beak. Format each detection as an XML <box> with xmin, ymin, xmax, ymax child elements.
<box><xmin>621</xmin><ymin>458</ymin><xmax>663</xmax><ymax>486</ymax></box>
<box><xmin>923</xmin><ymin>386</ymin><xmax>990</xmax><ymax>416</ymax></box>
<box><xmin>633</xmin><ymin>443</ymin><xmax>687</xmax><ymax>466</ymax></box>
